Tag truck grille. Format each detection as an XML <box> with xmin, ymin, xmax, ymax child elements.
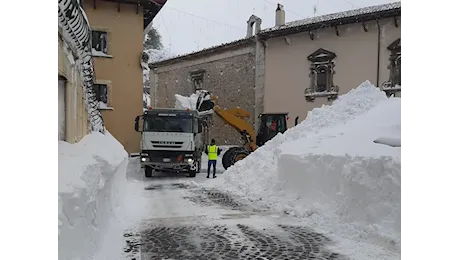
<box><xmin>150</xmin><ymin>141</ymin><xmax>184</xmax><ymax>149</ymax></box>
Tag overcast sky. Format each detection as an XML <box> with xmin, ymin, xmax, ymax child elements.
<box><xmin>151</xmin><ymin>0</ymin><xmax>397</xmax><ymax>55</ymax></box>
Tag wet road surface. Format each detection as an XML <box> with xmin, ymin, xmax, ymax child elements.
<box><xmin>123</xmin><ymin>159</ymin><xmax>348</xmax><ymax>260</ymax></box>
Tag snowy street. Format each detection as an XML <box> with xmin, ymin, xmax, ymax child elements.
<box><xmin>59</xmin><ymin>82</ymin><xmax>401</xmax><ymax>260</ymax></box>
<box><xmin>123</xmin><ymin>158</ymin><xmax>347</xmax><ymax>260</ymax></box>
<box><xmin>56</xmin><ymin>0</ymin><xmax>404</xmax><ymax>258</ymax></box>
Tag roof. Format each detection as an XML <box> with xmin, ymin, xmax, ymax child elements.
<box><xmin>149</xmin><ymin>37</ymin><xmax>255</xmax><ymax>68</ymax></box>
<box><xmin>259</xmin><ymin>1</ymin><xmax>401</xmax><ymax>38</ymax></box>
<box><xmin>149</xmin><ymin>1</ymin><xmax>400</xmax><ymax>67</ymax></box>
<box><xmin>99</xmin><ymin>0</ymin><xmax>167</xmax><ymax>29</ymax></box>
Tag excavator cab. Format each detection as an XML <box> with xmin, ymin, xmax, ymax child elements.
<box><xmin>256</xmin><ymin>113</ymin><xmax>289</xmax><ymax>146</ymax></box>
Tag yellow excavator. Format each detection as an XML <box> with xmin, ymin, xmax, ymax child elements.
<box><xmin>196</xmin><ymin>91</ymin><xmax>289</xmax><ymax>170</ymax></box>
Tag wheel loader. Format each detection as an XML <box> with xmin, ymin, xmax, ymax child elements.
<box><xmin>195</xmin><ymin>91</ymin><xmax>288</xmax><ymax>170</ymax></box>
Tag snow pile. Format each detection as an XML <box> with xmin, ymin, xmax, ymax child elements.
<box><xmin>174</xmin><ymin>90</ymin><xmax>214</xmax><ymax>115</ymax></box>
<box><xmin>58</xmin><ymin>131</ymin><xmax>128</xmax><ymax>260</ymax></box>
<box><xmin>145</xmin><ymin>48</ymin><xmax>175</xmax><ymax>63</ymax></box>
<box><xmin>207</xmin><ymin>81</ymin><xmax>401</xmax><ymax>256</ymax></box>
<box><xmin>94</xmin><ymin>158</ymin><xmax>154</xmax><ymax>260</ymax></box>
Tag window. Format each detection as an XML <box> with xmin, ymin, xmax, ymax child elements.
<box><xmin>143</xmin><ymin>116</ymin><xmax>193</xmax><ymax>133</ymax></box>
<box><xmin>383</xmin><ymin>38</ymin><xmax>401</xmax><ymax>97</ymax></box>
<box><xmin>263</xmin><ymin>115</ymin><xmax>287</xmax><ymax>134</ymax></box>
<box><xmin>92</xmin><ymin>30</ymin><xmax>108</xmax><ymax>55</ymax></box>
<box><xmin>305</xmin><ymin>48</ymin><xmax>339</xmax><ymax>102</ymax></box>
<box><xmin>93</xmin><ymin>83</ymin><xmax>108</xmax><ymax>107</ymax></box>
<box><xmin>316</xmin><ymin>65</ymin><xmax>329</xmax><ymax>92</ymax></box>
<box><xmin>190</xmin><ymin>69</ymin><xmax>205</xmax><ymax>91</ymax></box>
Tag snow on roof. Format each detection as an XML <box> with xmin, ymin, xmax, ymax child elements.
<box><xmin>148</xmin><ymin>37</ymin><xmax>255</xmax><ymax>67</ymax></box>
<box><xmin>149</xmin><ymin>2</ymin><xmax>400</xmax><ymax>67</ymax></box>
<box><xmin>261</xmin><ymin>1</ymin><xmax>401</xmax><ymax>34</ymax></box>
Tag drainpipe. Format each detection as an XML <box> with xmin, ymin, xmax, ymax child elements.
<box><xmin>376</xmin><ymin>19</ymin><xmax>381</xmax><ymax>88</ymax></box>
<box><xmin>153</xmin><ymin>70</ymin><xmax>159</xmax><ymax>107</ymax></box>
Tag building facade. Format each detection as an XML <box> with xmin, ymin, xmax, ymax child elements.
<box><xmin>82</xmin><ymin>0</ymin><xmax>166</xmax><ymax>153</ymax></box>
<box><xmin>150</xmin><ymin>38</ymin><xmax>257</xmax><ymax>145</ymax></box>
<box><xmin>58</xmin><ymin>0</ymin><xmax>102</xmax><ymax>143</ymax></box>
<box><xmin>58</xmin><ymin>29</ymin><xmax>90</xmax><ymax>143</ymax></box>
<box><xmin>149</xmin><ymin>2</ymin><xmax>401</xmax><ymax>144</ymax></box>
<box><xmin>260</xmin><ymin>2</ymin><xmax>401</xmax><ymax>128</ymax></box>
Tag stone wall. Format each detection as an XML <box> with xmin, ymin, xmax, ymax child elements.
<box><xmin>151</xmin><ymin>47</ymin><xmax>256</xmax><ymax>146</ymax></box>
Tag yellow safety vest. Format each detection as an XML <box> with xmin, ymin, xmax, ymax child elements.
<box><xmin>208</xmin><ymin>145</ymin><xmax>218</xmax><ymax>160</ymax></box>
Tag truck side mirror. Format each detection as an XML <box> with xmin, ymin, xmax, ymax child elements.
<box><xmin>134</xmin><ymin>116</ymin><xmax>140</xmax><ymax>132</ymax></box>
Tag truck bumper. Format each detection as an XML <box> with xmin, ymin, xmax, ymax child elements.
<box><xmin>141</xmin><ymin>161</ymin><xmax>195</xmax><ymax>171</ymax></box>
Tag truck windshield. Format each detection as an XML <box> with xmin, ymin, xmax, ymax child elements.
<box><xmin>143</xmin><ymin>116</ymin><xmax>193</xmax><ymax>133</ymax></box>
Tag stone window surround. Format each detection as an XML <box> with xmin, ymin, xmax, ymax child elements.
<box><xmin>190</xmin><ymin>69</ymin><xmax>206</xmax><ymax>91</ymax></box>
<box><xmin>305</xmin><ymin>48</ymin><xmax>339</xmax><ymax>102</ymax></box>
<box><xmin>382</xmin><ymin>38</ymin><xmax>401</xmax><ymax>97</ymax></box>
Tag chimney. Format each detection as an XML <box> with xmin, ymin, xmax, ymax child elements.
<box><xmin>246</xmin><ymin>15</ymin><xmax>262</xmax><ymax>38</ymax></box>
<box><xmin>275</xmin><ymin>4</ymin><xmax>285</xmax><ymax>26</ymax></box>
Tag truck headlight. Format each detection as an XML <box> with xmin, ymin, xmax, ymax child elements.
<box><xmin>141</xmin><ymin>157</ymin><xmax>147</xmax><ymax>162</ymax></box>
<box><xmin>187</xmin><ymin>158</ymin><xmax>194</xmax><ymax>163</ymax></box>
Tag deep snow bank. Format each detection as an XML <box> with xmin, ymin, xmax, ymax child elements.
<box><xmin>58</xmin><ymin>131</ymin><xmax>128</xmax><ymax>260</ymax></box>
<box><xmin>207</xmin><ymin>81</ymin><xmax>401</xmax><ymax>256</ymax></box>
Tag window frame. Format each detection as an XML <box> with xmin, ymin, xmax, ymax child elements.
<box><xmin>93</xmin><ymin>83</ymin><xmax>108</xmax><ymax>104</ymax></box>
<box><xmin>382</xmin><ymin>38</ymin><xmax>401</xmax><ymax>97</ymax></box>
<box><xmin>91</xmin><ymin>29</ymin><xmax>112</xmax><ymax>58</ymax></box>
<box><xmin>305</xmin><ymin>48</ymin><xmax>339</xmax><ymax>102</ymax></box>
<box><xmin>93</xmin><ymin>80</ymin><xmax>113</xmax><ymax>110</ymax></box>
<box><xmin>190</xmin><ymin>69</ymin><xmax>206</xmax><ymax>91</ymax></box>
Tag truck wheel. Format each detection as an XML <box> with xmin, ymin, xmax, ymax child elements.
<box><xmin>188</xmin><ymin>171</ymin><xmax>197</xmax><ymax>178</ymax></box>
<box><xmin>144</xmin><ymin>167</ymin><xmax>153</xmax><ymax>178</ymax></box>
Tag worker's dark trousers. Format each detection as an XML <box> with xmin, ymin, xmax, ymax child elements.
<box><xmin>207</xmin><ymin>160</ymin><xmax>217</xmax><ymax>177</ymax></box>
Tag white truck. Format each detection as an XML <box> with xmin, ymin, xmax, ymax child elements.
<box><xmin>134</xmin><ymin>108</ymin><xmax>205</xmax><ymax>178</ymax></box>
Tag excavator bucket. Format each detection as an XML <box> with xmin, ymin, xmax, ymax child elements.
<box><xmin>196</xmin><ymin>90</ymin><xmax>215</xmax><ymax>112</ymax></box>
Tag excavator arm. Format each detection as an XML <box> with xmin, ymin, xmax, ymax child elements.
<box><xmin>196</xmin><ymin>91</ymin><xmax>257</xmax><ymax>152</ymax></box>
<box><xmin>195</xmin><ymin>90</ymin><xmax>288</xmax><ymax>170</ymax></box>
<box><xmin>213</xmin><ymin>105</ymin><xmax>257</xmax><ymax>152</ymax></box>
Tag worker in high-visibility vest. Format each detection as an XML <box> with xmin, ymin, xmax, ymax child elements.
<box><xmin>205</xmin><ymin>139</ymin><xmax>222</xmax><ymax>178</ymax></box>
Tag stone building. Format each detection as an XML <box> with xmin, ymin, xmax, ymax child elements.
<box><xmin>149</xmin><ymin>15</ymin><xmax>263</xmax><ymax>145</ymax></box>
<box><xmin>149</xmin><ymin>2</ymin><xmax>401</xmax><ymax>144</ymax></box>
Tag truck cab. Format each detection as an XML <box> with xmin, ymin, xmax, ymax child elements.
<box><xmin>135</xmin><ymin>108</ymin><xmax>203</xmax><ymax>178</ymax></box>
